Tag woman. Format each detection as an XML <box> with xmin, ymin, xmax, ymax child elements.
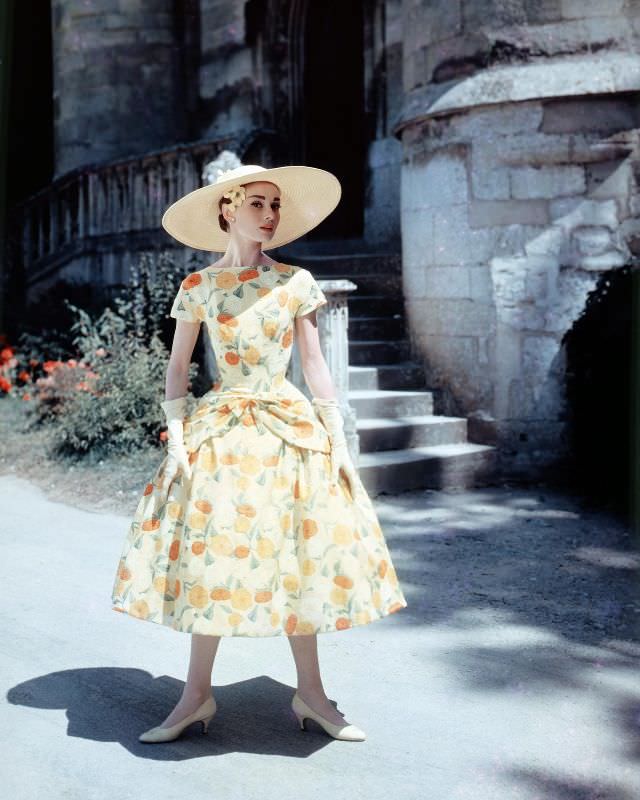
<box><xmin>111</xmin><ymin>163</ymin><xmax>408</xmax><ymax>744</ymax></box>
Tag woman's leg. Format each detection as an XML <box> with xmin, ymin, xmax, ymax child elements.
<box><xmin>160</xmin><ymin>633</ymin><xmax>221</xmax><ymax>727</ymax></box>
<box><xmin>287</xmin><ymin>633</ymin><xmax>348</xmax><ymax>725</ymax></box>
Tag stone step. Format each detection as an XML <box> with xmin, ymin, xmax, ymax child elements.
<box><xmin>285</xmin><ymin>248</ymin><xmax>499</xmax><ymax>495</ymax></box>
<box><xmin>348</xmin><ymin>388</ymin><xmax>434</xmax><ymax>417</ymax></box>
<box><xmin>349</xmin><ymin>338</ymin><xmax>411</xmax><ymax>364</ymax></box>
<box><xmin>356</xmin><ymin>443</ymin><xmax>498</xmax><ymax>496</ymax></box>
<box><xmin>295</xmin><ymin>251</ymin><xmax>402</xmax><ymax>276</ymax></box>
<box><xmin>348</xmin><ymin>363</ymin><xmax>427</xmax><ymax>391</ymax></box>
<box><xmin>327</xmin><ymin>272</ymin><xmax>403</xmax><ymax>294</ymax></box>
<box><xmin>356</xmin><ymin>414</ymin><xmax>469</xmax><ymax>452</ymax></box>
<box><xmin>348</xmin><ymin>314</ymin><xmax>405</xmax><ymax>340</ymax></box>
<box><xmin>347</xmin><ymin>295</ymin><xmax>400</xmax><ymax>316</ymax></box>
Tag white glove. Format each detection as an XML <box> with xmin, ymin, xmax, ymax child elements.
<box><xmin>312</xmin><ymin>397</ymin><xmax>358</xmax><ymax>487</ymax></box>
<box><xmin>159</xmin><ymin>396</ymin><xmax>193</xmax><ymax>493</ymax></box>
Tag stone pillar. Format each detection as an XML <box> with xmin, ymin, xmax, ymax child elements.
<box><xmin>290</xmin><ymin>279</ymin><xmax>360</xmax><ymax>466</ymax></box>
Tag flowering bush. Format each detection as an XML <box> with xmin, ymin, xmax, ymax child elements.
<box><xmin>0</xmin><ymin>250</ymin><xmax>201</xmax><ymax>459</ymax></box>
<box><xmin>0</xmin><ymin>336</ymin><xmax>39</xmax><ymax>399</ymax></box>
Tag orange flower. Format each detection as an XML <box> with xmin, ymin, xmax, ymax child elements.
<box><xmin>239</xmin><ymin>267</ymin><xmax>259</xmax><ymax>282</ymax></box>
<box><xmin>182</xmin><ymin>272</ymin><xmax>202</xmax><ymax>290</ymax></box>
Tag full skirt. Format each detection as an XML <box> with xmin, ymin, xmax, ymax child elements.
<box><xmin>111</xmin><ymin>421</ymin><xmax>408</xmax><ymax>637</ymax></box>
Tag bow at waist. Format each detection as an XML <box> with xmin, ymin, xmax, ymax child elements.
<box><xmin>182</xmin><ymin>387</ymin><xmax>331</xmax><ymax>454</ymax></box>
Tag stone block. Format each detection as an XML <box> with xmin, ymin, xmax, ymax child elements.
<box><xmin>491</xmin><ymin>253</ymin><xmax>558</xmax><ymax>307</ymax></box>
<box><xmin>549</xmin><ymin>196</ymin><xmax>619</xmax><ymax>229</ymax></box>
<box><xmin>433</xmin><ymin>203</ymin><xmax>496</xmax><ymax>265</ymax></box>
<box><xmin>524</xmin><ymin>226</ymin><xmax>565</xmax><ymax>258</ymax></box>
<box><xmin>575</xmin><ymin>250</ymin><xmax>627</xmax><ymax>271</ymax></box>
<box><xmin>586</xmin><ymin>159</ymin><xmax>634</xmax><ymax>199</ymax></box>
<box><xmin>426</xmin><ymin>31</ymin><xmax>487</xmax><ymax>84</ymax></box>
<box><xmin>469</xmin><ymin>199</ymin><xmax>549</xmax><ymax>227</ymax></box>
<box><xmin>423</xmin><ymin>266</ymin><xmax>471</xmax><ymax>298</ymax></box>
<box><xmin>402</xmin><ymin>208</ymin><xmax>434</xmax><ymax>273</ymax></box>
<box><xmin>561</xmin><ymin>0</ymin><xmax>625</xmax><ymax>19</ymax></box>
<box><xmin>402</xmin><ymin>146</ymin><xmax>469</xmax><ymax>208</ymax></box>
<box><xmin>368</xmin><ymin>136</ymin><xmax>402</xmax><ymax>169</ymax></box>
<box><xmin>472</xmin><ymin>132</ymin><xmax>570</xmax><ymax>169</ymax></box>
<box><xmin>525</xmin><ymin>0</ymin><xmax>563</xmax><ymax>24</ymax></box>
<box><xmin>402</xmin><ymin>262</ymin><xmax>428</xmax><ymax>297</ymax></box>
<box><xmin>542</xmin><ymin>95</ymin><xmax>638</xmax><ymax>135</ymax></box>
<box><xmin>139</xmin><ymin>28</ymin><xmax>174</xmax><ymax>46</ymax></box>
<box><xmin>469</xmin><ymin>264</ymin><xmax>493</xmax><ymax>302</ymax></box>
<box><xmin>572</xmin><ymin>226</ymin><xmax>614</xmax><ymax>257</ymax></box>
<box><xmin>470</xmin><ymin>150</ymin><xmax>510</xmax><ymax>200</ymax></box>
<box><xmin>454</xmin><ymin>103</ymin><xmax>543</xmax><ymax>139</ymax></box>
<box><xmin>462</xmin><ymin>0</ymin><xmax>527</xmax><ymax>29</ymax></box>
<box><xmin>510</xmin><ymin>164</ymin><xmax>586</xmax><ymax>199</ymax></box>
<box><xmin>404</xmin><ymin>0</ymin><xmax>462</xmax><ymax>57</ymax></box>
<box><xmin>407</xmin><ymin>296</ymin><xmax>495</xmax><ymax>336</ymax></box>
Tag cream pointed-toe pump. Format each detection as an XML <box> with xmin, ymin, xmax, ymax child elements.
<box><xmin>291</xmin><ymin>692</ymin><xmax>366</xmax><ymax>741</ymax></box>
<box><xmin>138</xmin><ymin>696</ymin><xmax>217</xmax><ymax>743</ymax></box>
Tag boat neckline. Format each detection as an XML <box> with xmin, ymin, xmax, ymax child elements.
<box><xmin>204</xmin><ymin>262</ymin><xmax>290</xmax><ymax>271</ymax></box>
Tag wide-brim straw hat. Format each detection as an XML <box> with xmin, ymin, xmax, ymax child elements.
<box><xmin>161</xmin><ymin>163</ymin><xmax>342</xmax><ymax>251</ymax></box>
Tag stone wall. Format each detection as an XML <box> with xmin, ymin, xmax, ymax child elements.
<box><xmin>395</xmin><ymin>0</ymin><xmax>640</xmax><ymax>476</ymax></box>
<box><xmin>51</xmin><ymin>0</ymin><xmax>186</xmax><ymax>176</ymax></box>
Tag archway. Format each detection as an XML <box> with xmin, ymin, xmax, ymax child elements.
<box><xmin>292</xmin><ymin>0</ymin><xmax>366</xmax><ymax>240</ymax></box>
<box><xmin>563</xmin><ymin>264</ymin><xmax>637</xmax><ymax>522</ymax></box>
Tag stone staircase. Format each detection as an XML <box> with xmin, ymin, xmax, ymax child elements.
<box><xmin>300</xmin><ymin>251</ymin><xmax>497</xmax><ymax>496</ymax></box>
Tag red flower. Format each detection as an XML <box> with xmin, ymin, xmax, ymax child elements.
<box><xmin>0</xmin><ymin>376</ymin><xmax>11</xmax><ymax>392</ymax></box>
<box><xmin>43</xmin><ymin>360</ymin><xmax>63</xmax><ymax>373</ymax></box>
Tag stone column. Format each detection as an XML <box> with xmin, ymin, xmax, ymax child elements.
<box><xmin>290</xmin><ymin>279</ymin><xmax>360</xmax><ymax>466</ymax></box>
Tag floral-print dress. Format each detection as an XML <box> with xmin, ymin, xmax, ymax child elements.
<box><xmin>111</xmin><ymin>263</ymin><xmax>408</xmax><ymax>637</ymax></box>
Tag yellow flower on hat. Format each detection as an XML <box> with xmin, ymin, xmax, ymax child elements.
<box><xmin>222</xmin><ymin>185</ymin><xmax>246</xmax><ymax>210</ymax></box>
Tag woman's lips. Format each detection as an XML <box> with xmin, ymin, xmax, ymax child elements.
<box><xmin>260</xmin><ymin>226</ymin><xmax>273</xmax><ymax>231</ymax></box>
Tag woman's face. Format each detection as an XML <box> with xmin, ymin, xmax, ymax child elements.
<box><xmin>229</xmin><ymin>180</ymin><xmax>281</xmax><ymax>243</ymax></box>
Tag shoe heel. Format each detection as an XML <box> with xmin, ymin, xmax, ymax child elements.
<box><xmin>293</xmin><ymin>709</ymin><xmax>307</xmax><ymax>730</ymax></box>
<box><xmin>200</xmin><ymin>714</ymin><xmax>215</xmax><ymax>734</ymax></box>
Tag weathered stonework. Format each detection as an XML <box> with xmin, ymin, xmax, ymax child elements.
<box><xmin>11</xmin><ymin>0</ymin><xmax>640</xmax><ymax>482</ymax></box>
<box><xmin>395</xmin><ymin>0</ymin><xmax>640</xmax><ymax>477</ymax></box>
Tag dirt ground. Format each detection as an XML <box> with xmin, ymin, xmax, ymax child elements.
<box><xmin>0</xmin><ymin>395</ymin><xmax>160</xmax><ymax>517</ymax></box>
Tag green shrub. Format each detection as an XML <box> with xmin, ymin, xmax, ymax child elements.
<box><xmin>13</xmin><ymin>250</ymin><xmax>202</xmax><ymax>460</ymax></box>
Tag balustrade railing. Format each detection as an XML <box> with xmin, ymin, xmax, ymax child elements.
<box><xmin>7</xmin><ymin>132</ymin><xmax>284</xmax><ymax>279</ymax></box>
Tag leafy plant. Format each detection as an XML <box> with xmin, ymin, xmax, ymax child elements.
<box><xmin>4</xmin><ymin>249</ymin><xmax>203</xmax><ymax>459</ymax></box>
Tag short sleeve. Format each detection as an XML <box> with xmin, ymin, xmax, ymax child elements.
<box><xmin>295</xmin><ymin>269</ymin><xmax>328</xmax><ymax>318</ymax></box>
<box><xmin>169</xmin><ymin>272</ymin><xmax>203</xmax><ymax>322</ymax></box>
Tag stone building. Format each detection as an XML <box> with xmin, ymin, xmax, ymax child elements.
<box><xmin>5</xmin><ymin>1</ymin><xmax>640</xmax><ymax>498</ymax></box>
